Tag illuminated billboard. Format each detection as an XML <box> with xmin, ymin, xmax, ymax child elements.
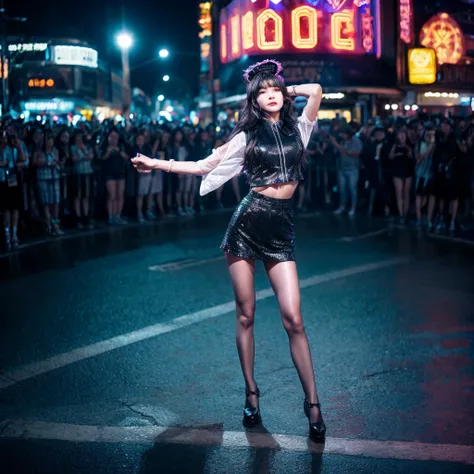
<box><xmin>51</xmin><ymin>45</ymin><xmax>98</xmax><ymax>68</ymax></box>
<box><xmin>408</xmin><ymin>48</ymin><xmax>436</xmax><ymax>85</ymax></box>
<box><xmin>219</xmin><ymin>0</ymin><xmax>381</xmax><ymax>64</ymax></box>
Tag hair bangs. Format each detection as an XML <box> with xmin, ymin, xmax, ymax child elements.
<box><xmin>251</xmin><ymin>72</ymin><xmax>284</xmax><ymax>92</ymax></box>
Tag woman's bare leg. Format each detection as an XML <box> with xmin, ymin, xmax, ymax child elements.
<box><xmin>393</xmin><ymin>177</ymin><xmax>403</xmax><ymax>217</ymax></box>
<box><xmin>226</xmin><ymin>253</ymin><xmax>258</xmax><ymax>408</ymax></box>
<box><xmin>264</xmin><ymin>260</ymin><xmax>322</xmax><ymax>423</ymax></box>
<box><xmin>403</xmin><ymin>177</ymin><xmax>412</xmax><ymax>217</ymax></box>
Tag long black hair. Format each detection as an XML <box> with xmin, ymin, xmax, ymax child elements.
<box><xmin>230</xmin><ymin>72</ymin><xmax>303</xmax><ymax>170</ymax></box>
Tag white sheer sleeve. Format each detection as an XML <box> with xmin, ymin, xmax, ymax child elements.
<box><xmin>297</xmin><ymin>110</ymin><xmax>318</xmax><ymax>148</ymax></box>
<box><xmin>198</xmin><ymin>132</ymin><xmax>246</xmax><ymax>196</ymax></box>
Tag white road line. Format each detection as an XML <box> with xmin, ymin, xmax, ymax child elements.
<box><xmin>338</xmin><ymin>227</ymin><xmax>390</xmax><ymax>242</ymax></box>
<box><xmin>1</xmin><ymin>420</ymin><xmax>472</xmax><ymax>465</ymax></box>
<box><xmin>0</xmin><ymin>257</ymin><xmax>408</xmax><ymax>391</ymax></box>
<box><xmin>149</xmin><ymin>255</ymin><xmax>226</xmax><ymax>272</ymax></box>
<box><xmin>427</xmin><ymin>233</ymin><xmax>474</xmax><ymax>246</ymax></box>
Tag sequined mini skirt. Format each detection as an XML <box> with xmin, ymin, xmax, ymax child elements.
<box><xmin>220</xmin><ymin>190</ymin><xmax>295</xmax><ymax>262</ymax></box>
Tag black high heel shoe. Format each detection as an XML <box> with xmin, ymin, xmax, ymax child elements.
<box><xmin>304</xmin><ymin>399</ymin><xmax>326</xmax><ymax>442</ymax></box>
<box><xmin>242</xmin><ymin>386</ymin><xmax>261</xmax><ymax>427</ymax></box>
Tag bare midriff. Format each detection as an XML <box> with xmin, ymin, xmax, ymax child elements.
<box><xmin>253</xmin><ymin>181</ymin><xmax>299</xmax><ymax>199</ymax></box>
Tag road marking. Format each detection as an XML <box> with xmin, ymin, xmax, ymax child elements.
<box><xmin>338</xmin><ymin>227</ymin><xmax>390</xmax><ymax>242</ymax></box>
<box><xmin>0</xmin><ymin>419</ymin><xmax>472</xmax><ymax>464</ymax></box>
<box><xmin>427</xmin><ymin>233</ymin><xmax>474</xmax><ymax>246</ymax></box>
<box><xmin>149</xmin><ymin>255</ymin><xmax>226</xmax><ymax>272</ymax></box>
<box><xmin>0</xmin><ymin>257</ymin><xmax>408</xmax><ymax>390</ymax></box>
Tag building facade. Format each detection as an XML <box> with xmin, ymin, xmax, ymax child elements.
<box><xmin>4</xmin><ymin>38</ymin><xmax>124</xmax><ymax>120</ymax></box>
<box><xmin>200</xmin><ymin>0</ymin><xmax>400</xmax><ymax>123</ymax></box>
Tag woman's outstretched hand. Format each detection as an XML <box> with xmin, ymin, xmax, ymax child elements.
<box><xmin>131</xmin><ymin>154</ymin><xmax>156</xmax><ymax>173</ymax></box>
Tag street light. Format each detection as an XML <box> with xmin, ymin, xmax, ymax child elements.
<box><xmin>163</xmin><ymin>75</ymin><xmax>170</xmax><ymax>82</ymax></box>
<box><xmin>159</xmin><ymin>49</ymin><xmax>169</xmax><ymax>59</ymax></box>
<box><xmin>158</xmin><ymin>94</ymin><xmax>165</xmax><ymax>102</ymax></box>
<box><xmin>116</xmin><ymin>31</ymin><xmax>133</xmax><ymax>115</ymax></box>
<box><xmin>116</xmin><ymin>32</ymin><xmax>133</xmax><ymax>50</ymax></box>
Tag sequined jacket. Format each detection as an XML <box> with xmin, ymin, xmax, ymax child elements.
<box><xmin>197</xmin><ymin>111</ymin><xmax>316</xmax><ymax>196</ymax></box>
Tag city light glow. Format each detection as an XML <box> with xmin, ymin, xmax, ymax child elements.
<box><xmin>163</xmin><ymin>75</ymin><xmax>170</xmax><ymax>82</ymax></box>
<box><xmin>116</xmin><ymin>32</ymin><xmax>133</xmax><ymax>50</ymax></box>
<box><xmin>159</xmin><ymin>49</ymin><xmax>169</xmax><ymax>58</ymax></box>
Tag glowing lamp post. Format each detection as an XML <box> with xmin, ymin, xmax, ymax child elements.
<box><xmin>116</xmin><ymin>32</ymin><xmax>133</xmax><ymax>114</ymax></box>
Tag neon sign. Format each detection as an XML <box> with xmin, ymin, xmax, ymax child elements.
<box><xmin>291</xmin><ymin>6</ymin><xmax>318</xmax><ymax>50</ymax></box>
<box><xmin>361</xmin><ymin>8</ymin><xmax>374</xmax><ymax>53</ymax></box>
<box><xmin>257</xmin><ymin>9</ymin><xmax>283</xmax><ymax>51</ymax></box>
<box><xmin>399</xmin><ymin>0</ymin><xmax>413</xmax><ymax>44</ymax></box>
<box><xmin>28</xmin><ymin>78</ymin><xmax>55</xmax><ymax>88</ymax></box>
<box><xmin>331</xmin><ymin>10</ymin><xmax>355</xmax><ymax>51</ymax></box>
<box><xmin>420</xmin><ymin>13</ymin><xmax>465</xmax><ymax>65</ymax></box>
<box><xmin>219</xmin><ymin>0</ymin><xmax>380</xmax><ymax>63</ymax></box>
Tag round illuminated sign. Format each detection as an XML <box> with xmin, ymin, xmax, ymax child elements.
<box><xmin>420</xmin><ymin>13</ymin><xmax>465</xmax><ymax>65</ymax></box>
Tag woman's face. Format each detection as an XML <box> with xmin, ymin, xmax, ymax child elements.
<box><xmin>398</xmin><ymin>131</ymin><xmax>407</xmax><ymax>144</ymax></box>
<box><xmin>33</xmin><ymin>131</ymin><xmax>43</xmax><ymax>145</ymax></box>
<box><xmin>45</xmin><ymin>137</ymin><xmax>54</xmax><ymax>148</ymax></box>
<box><xmin>108</xmin><ymin>131</ymin><xmax>119</xmax><ymax>146</ymax></box>
<box><xmin>256</xmin><ymin>84</ymin><xmax>284</xmax><ymax>114</ymax></box>
<box><xmin>136</xmin><ymin>135</ymin><xmax>145</xmax><ymax>147</ymax></box>
<box><xmin>60</xmin><ymin>132</ymin><xmax>70</xmax><ymax>144</ymax></box>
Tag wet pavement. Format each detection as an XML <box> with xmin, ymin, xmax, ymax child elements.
<box><xmin>0</xmin><ymin>210</ymin><xmax>473</xmax><ymax>473</ymax></box>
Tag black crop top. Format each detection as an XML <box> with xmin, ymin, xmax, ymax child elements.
<box><xmin>245</xmin><ymin>120</ymin><xmax>304</xmax><ymax>187</ymax></box>
<box><xmin>198</xmin><ymin>111</ymin><xmax>316</xmax><ymax>196</ymax></box>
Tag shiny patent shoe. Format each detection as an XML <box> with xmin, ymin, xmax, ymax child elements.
<box><xmin>304</xmin><ymin>399</ymin><xmax>326</xmax><ymax>443</ymax></box>
<box><xmin>242</xmin><ymin>386</ymin><xmax>261</xmax><ymax>427</ymax></box>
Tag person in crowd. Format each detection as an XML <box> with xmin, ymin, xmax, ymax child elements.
<box><xmin>71</xmin><ymin>129</ymin><xmax>95</xmax><ymax>229</ymax></box>
<box><xmin>389</xmin><ymin>129</ymin><xmax>415</xmax><ymax>224</ymax></box>
<box><xmin>361</xmin><ymin>126</ymin><xmax>392</xmax><ymax>217</ymax></box>
<box><xmin>32</xmin><ymin>133</ymin><xmax>64</xmax><ymax>236</ymax></box>
<box><xmin>131</xmin><ymin>131</ymin><xmax>155</xmax><ymax>222</ymax></box>
<box><xmin>195</xmin><ymin>129</ymin><xmax>214</xmax><ymax>212</ymax></box>
<box><xmin>433</xmin><ymin>120</ymin><xmax>459</xmax><ymax>232</ymax></box>
<box><xmin>330</xmin><ymin>126</ymin><xmax>363</xmax><ymax>217</ymax></box>
<box><xmin>101</xmin><ymin>128</ymin><xmax>128</xmax><ymax>225</ymax></box>
<box><xmin>1</xmin><ymin>130</ymin><xmax>27</xmax><ymax>250</ymax></box>
<box><xmin>414</xmin><ymin>126</ymin><xmax>436</xmax><ymax>229</ymax></box>
<box><xmin>55</xmin><ymin>128</ymin><xmax>71</xmax><ymax>218</ymax></box>
<box><xmin>169</xmin><ymin>128</ymin><xmax>190</xmax><ymax>216</ymax></box>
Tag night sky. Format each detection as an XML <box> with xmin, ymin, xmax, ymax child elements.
<box><xmin>2</xmin><ymin>0</ymin><xmax>201</xmax><ymax>98</ymax></box>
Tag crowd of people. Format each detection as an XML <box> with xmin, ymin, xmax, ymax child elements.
<box><xmin>0</xmin><ymin>112</ymin><xmax>473</xmax><ymax>252</ymax></box>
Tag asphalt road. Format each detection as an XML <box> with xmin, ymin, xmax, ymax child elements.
<box><xmin>0</xmin><ymin>211</ymin><xmax>473</xmax><ymax>474</ymax></box>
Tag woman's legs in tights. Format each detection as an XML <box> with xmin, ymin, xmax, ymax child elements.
<box><xmin>264</xmin><ymin>260</ymin><xmax>322</xmax><ymax>423</ymax></box>
<box><xmin>226</xmin><ymin>253</ymin><xmax>258</xmax><ymax>408</ymax></box>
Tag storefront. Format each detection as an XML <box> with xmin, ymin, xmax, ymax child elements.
<box><xmin>396</xmin><ymin>6</ymin><xmax>474</xmax><ymax>116</ymax></box>
<box><xmin>199</xmin><ymin>0</ymin><xmax>400</xmax><ymax>123</ymax></box>
<box><xmin>6</xmin><ymin>39</ymin><xmax>124</xmax><ymax>120</ymax></box>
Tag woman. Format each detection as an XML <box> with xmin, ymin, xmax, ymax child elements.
<box><xmin>33</xmin><ymin>133</ymin><xmax>64</xmax><ymax>236</ymax></box>
<box><xmin>101</xmin><ymin>128</ymin><xmax>128</xmax><ymax>225</ymax></box>
<box><xmin>130</xmin><ymin>132</ymin><xmax>154</xmax><ymax>223</ymax></box>
<box><xmin>169</xmin><ymin>128</ymin><xmax>189</xmax><ymax>216</ymax></box>
<box><xmin>132</xmin><ymin>60</ymin><xmax>325</xmax><ymax>442</ymax></box>
<box><xmin>389</xmin><ymin>129</ymin><xmax>414</xmax><ymax>224</ymax></box>
<box><xmin>55</xmin><ymin>128</ymin><xmax>71</xmax><ymax>218</ymax></box>
<box><xmin>414</xmin><ymin>126</ymin><xmax>436</xmax><ymax>229</ymax></box>
<box><xmin>0</xmin><ymin>130</ymin><xmax>27</xmax><ymax>250</ymax></box>
<box><xmin>71</xmin><ymin>129</ymin><xmax>95</xmax><ymax>229</ymax></box>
